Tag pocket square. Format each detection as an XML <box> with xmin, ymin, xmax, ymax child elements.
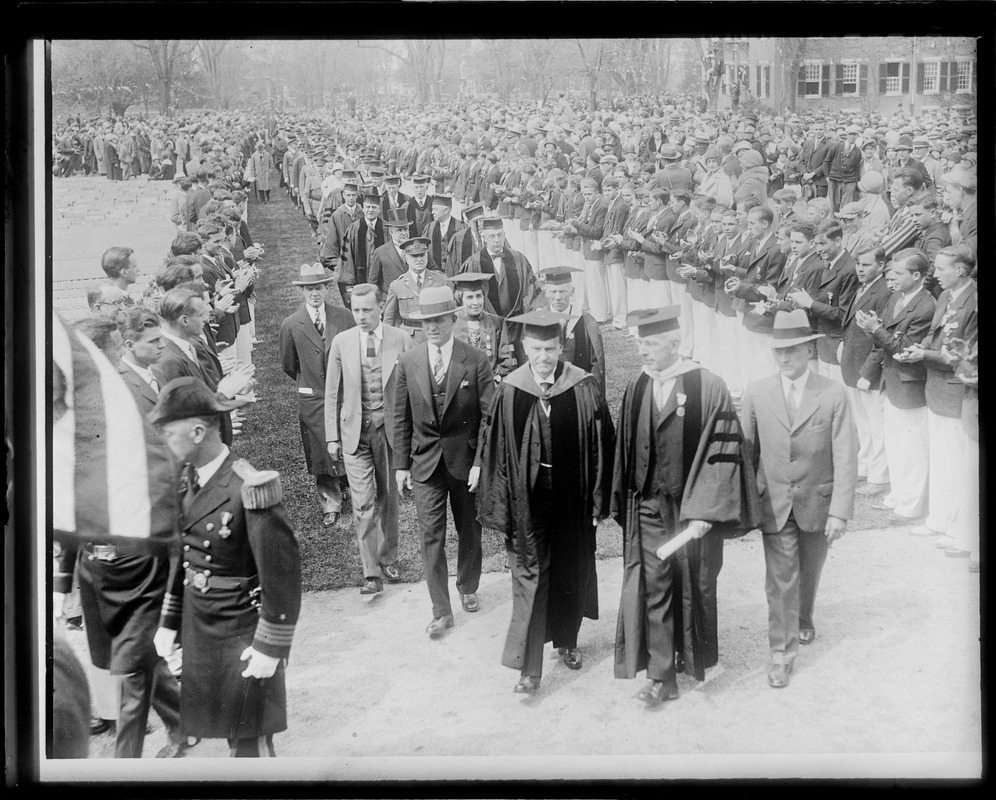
<box><xmin>460</xmin><ymin>380</ymin><xmax>469</xmax><ymax>388</ymax></box>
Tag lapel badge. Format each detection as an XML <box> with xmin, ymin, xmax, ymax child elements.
<box><xmin>460</xmin><ymin>380</ymin><xmax>469</xmax><ymax>388</ymax></box>
<box><xmin>676</xmin><ymin>392</ymin><xmax>687</xmax><ymax>418</ymax></box>
<box><xmin>219</xmin><ymin>512</ymin><xmax>233</xmax><ymax>539</ymax></box>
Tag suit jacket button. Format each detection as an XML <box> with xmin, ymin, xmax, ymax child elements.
<box><xmin>204</xmin><ymin>554</ymin><xmax>212</xmax><ymax>562</ymax></box>
<box><xmin>182</xmin><ymin>561</ymin><xmax>189</xmax><ymax>569</ymax></box>
<box><xmin>203</xmin><ymin>540</ymin><xmax>211</xmax><ymax>548</ymax></box>
<box><xmin>206</xmin><ymin>523</ymin><xmax>215</xmax><ymax>531</ymax></box>
<box><xmin>183</xmin><ymin>544</ymin><xmax>190</xmax><ymax>552</ymax></box>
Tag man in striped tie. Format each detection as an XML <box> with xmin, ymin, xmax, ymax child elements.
<box><xmin>392</xmin><ymin>286</ymin><xmax>496</xmax><ymax>637</ymax></box>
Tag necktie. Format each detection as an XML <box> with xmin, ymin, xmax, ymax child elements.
<box><xmin>366</xmin><ymin>332</ymin><xmax>376</xmax><ymax>359</ymax></box>
<box><xmin>433</xmin><ymin>348</ymin><xmax>446</xmax><ymax>386</ymax></box>
<box><xmin>786</xmin><ymin>383</ymin><xmax>798</xmax><ymax>423</ymax></box>
<box><xmin>416</xmin><ymin>274</ymin><xmax>423</xmax><ymax>292</ymax></box>
<box><xmin>149</xmin><ymin>375</ymin><xmax>160</xmax><ymax>394</ymax></box>
<box><xmin>314</xmin><ymin>311</ymin><xmax>324</xmax><ymax>338</ymax></box>
<box><xmin>182</xmin><ymin>462</ymin><xmax>200</xmax><ymax>510</ymax></box>
<box><xmin>541</xmin><ymin>381</ymin><xmax>553</xmax><ymax>416</ymax></box>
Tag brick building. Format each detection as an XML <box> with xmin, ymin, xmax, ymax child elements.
<box><xmin>713</xmin><ymin>37</ymin><xmax>976</xmax><ymax>116</ymax></box>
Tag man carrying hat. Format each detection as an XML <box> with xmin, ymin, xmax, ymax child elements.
<box><xmin>451</xmin><ymin>272</ymin><xmax>516</xmax><ymax>380</ymax></box>
<box><xmin>383</xmin><ymin>236</ymin><xmax>450</xmax><ymax>341</ymax></box>
<box><xmin>741</xmin><ymin>309</ymin><xmax>857</xmax><ymax>689</ymax></box>
<box><xmin>612</xmin><ymin>306</ymin><xmax>759</xmax><ymax>706</ymax></box>
<box><xmin>279</xmin><ymin>264</ymin><xmax>356</xmax><ymax>527</ymax></box>
<box><xmin>393</xmin><ymin>286</ymin><xmax>495</xmax><ymax>637</ymax></box>
<box><xmin>477</xmin><ymin>308</ymin><xmax>615</xmax><ymax>694</ymax></box>
<box><xmin>337</xmin><ymin>190</ymin><xmax>386</xmax><ymax>307</ymax></box>
<box><xmin>151</xmin><ymin>377</ymin><xmax>301</xmax><ymax>757</ymax></box>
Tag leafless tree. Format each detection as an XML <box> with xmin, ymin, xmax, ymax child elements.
<box><xmin>130</xmin><ymin>40</ymin><xmax>197</xmax><ymax>113</ymax></box>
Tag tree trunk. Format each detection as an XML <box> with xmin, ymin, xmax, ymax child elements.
<box><xmin>111</xmin><ymin>100</ymin><xmax>129</xmax><ymax>116</ymax></box>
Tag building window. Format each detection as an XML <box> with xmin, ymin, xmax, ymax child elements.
<box><xmin>879</xmin><ymin>60</ymin><xmax>910</xmax><ymax>96</ymax></box>
<box><xmin>841</xmin><ymin>62</ymin><xmax>859</xmax><ymax>95</ymax></box>
<box><xmin>955</xmin><ymin>59</ymin><xmax>973</xmax><ymax>93</ymax></box>
<box><xmin>923</xmin><ymin>60</ymin><xmax>940</xmax><ymax>94</ymax></box>
<box><xmin>755</xmin><ymin>64</ymin><xmax>770</xmax><ymax>99</ymax></box>
<box><xmin>803</xmin><ymin>62</ymin><xmax>822</xmax><ymax>97</ymax></box>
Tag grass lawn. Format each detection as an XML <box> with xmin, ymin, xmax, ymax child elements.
<box><xmin>234</xmin><ymin>188</ymin><xmax>893</xmax><ymax>593</ymax></box>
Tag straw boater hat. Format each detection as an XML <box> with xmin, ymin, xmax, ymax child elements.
<box><xmin>291</xmin><ymin>263</ymin><xmax>334</xmax><ymax>286</ymax></box>
<box><xmin>768</xmin><ymin>309</ymin><xmax>824</xmax><ymax>348</ymax></box>
<box><xmin>409</xmin><ymin>285</ymin><xmax>458</xmax><ymax>320</ymax></box>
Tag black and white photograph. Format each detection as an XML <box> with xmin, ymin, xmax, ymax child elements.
<box><xmin>5</xmin><ymin>4</ymin><xmax>986</xmax><ymax>789</ymax></box>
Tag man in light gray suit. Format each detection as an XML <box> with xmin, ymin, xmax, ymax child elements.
<box><xmin>741</xmin><ymin>309</ymin><xmax>857</xmax><ymax>689</ymax></box>
<box><xmin>326</xmin><ymin>283</ymin><xmax>412</xmax><ymax>595</ymax></box>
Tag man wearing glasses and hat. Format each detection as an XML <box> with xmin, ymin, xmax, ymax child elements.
<box><xmin>741</xmin><ymin>309</ymin><xmax>857</xmax><ymax>690</ymax></box>
<box><xmin>392</xmin><ymin>286</ymin><xmax>495</xmax><ymax>637</ymax></box>
<box><xmin>383</xmin><ymin>236</ymin><xmax>451</xmax><ymax>341</ymax></box>
<box><xmin>150</xmin><ymin>377</ymin><xmax>301</xmax><ymax>757</ymax></box>
<box><xmin>279</xmin><ymin>264</ymin><xmax>356</xmax><ymax>527</ymax></box>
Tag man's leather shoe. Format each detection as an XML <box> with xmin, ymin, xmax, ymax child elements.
<box><xmin>636</xmin><ymin>680</ymin><xmax>679</xmax><ymax>705</ymax></box>
<box><xmin>559</xmin><ymin>647</ymin><xmax>583</xmax><ymax>670</ymax></box>
<box><xmin>945</xmin><ymin>546</ymin><xmax>970</xmax><ymax>558</ymax></box>
<box><xmin>909</xmin><ymin>525</ymin><xmax>942</xmax><ymax>537</ymax></box>
<box><xmin>90</xmin><ymin>717</ymin><xmax>115</xmax><ymax>735</ymax></box>
<box><xmin>426</xmin><ymin>614</ymin><xmax>455</xmax><ymax>637</ymax></box>
<box><xmin>885</xmin><ymin>512</ymin><xmax>920</xmax><ymax>526</ymax></box>
<box><xmin>155</xmin><ymin>740</ymin><xmax>189</xmax><ymax>758</ymax></box>
<box><xmin>381</xmin><ymin>563</ymin><xmax>401</xmax><ymax>582</ymax></box>
<box><xmin>767</xmin><ymin>664</ymin><xmax>792</xmax><ymax>689</ymax></box>
<box><xmin>461</xmin><ymin>593</ymin><xmax>480</xmax><ymax>613</ymax></box>
<box><xmin>856</xmin><ymin>482</ymin><xmax>888</xmax><ymax>496</ymax></box>
<box><xmin>513</xmin><ymin>675</ymin><xmax>540</xmax><ymax>694</ymax></box>
<box><xmin>935</xmin><ymin>535</ymin><xmax>956</xmax><ymax>549</ymax></box>
<box><xmin>323</xmin><ymin>511</ymin><xmax>339</xmax><ymax>527</ymax></box>
<box><xmin>798</xmin><ymin>628</ymin><xmax>816</xmax><ymax>645</ymax></box>
<box><xmin>360</xmin><ymin>577</ymin><xmax>383</xmax><ymax>595</ymax></box>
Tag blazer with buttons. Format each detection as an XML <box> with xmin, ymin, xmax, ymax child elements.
<box><xmin>862</xmin><ymin>288</ymin><xmax>936</xmax><ymax>409</ymax></box>
<box><xmin>806</xmin><ymin>251</ymin><xmax>859</xmax><ymax>365</ymax></box>
<box><xmin>741</xmin><ymin>371</ymin><xmax>858</xmax><ymax>534</ymax></box>
<box><xmin>840</xmin><ymin>275</ymin><xmax>893</xmax><ymax>388</ymax></box>
<box><xmin>920</xmin><ymin>284</ymin><xmax>977</xmax><ymax>418</ymax></box>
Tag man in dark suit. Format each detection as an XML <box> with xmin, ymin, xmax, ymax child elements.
<box><xmin>380</xmin><ymin>174</ymin><xmax>409</xmax><ymax>216</ymax></box>
<box><xmin>279</xmin><ymin>264</ymin><xmax>356</xmax><ymax>526</ymax></box>
<box><xmin>368</xmin><ymin>208</ymin><xmax>418</xmax><ymax>293</ymax></box>
<box><xmin>446</xmin><ymin>202</ymin><xmax>486</xmax><ymax>277</ymax></box>
<box><xmin>822</xmin><ymin>125</ymin><xmax>863</xmax><ymax>212</ymax></box>
<box><xmin>423</xmin><ymin>194</ymin><xmax>466</xmax><ymax>272</ymax></box>
<box><xmin>855</xmin><ymin>249</ymin><xmax>936</xmax><ymax>524</ymax></box>
<box><xmin>405</xmin><ymin>174</ymin><xmax>434</xmax><ymax>236</ymax></box>
<box><xmin>392</xmin><ymin>286</ymin><xmax>495</xmax><ymax>637</ymax></box>
<box><xmin>840</xmin><ymin>247</ymin><xmax>893</xmax><ymax>498</ymax></box>
<box><xmin>150</xmin><ymin>378</ymin><xmax>301</xmax><ymax>758</ymax></box>
<box><xmin>319</xmin><ymin>180</ymin><xmax>362</xmax><ymax>276</ymax></box>
<box><xmin>741</xmin><ymin>310</ymin><xmax>857</xmax><ymax>689</ymax></box>
<box><xmin>799</xmin><ymin>123</ymin><xmax>831</xmax><ymax>200</ymax></box>
<box><xmin>338</xmin><ymin>191</ymin><xmax>386</xmax><ymax>307</ymax></box>
<box><xmin>941</xmin><ymin>167</ymin><xmax>977</xmax><ymax>261</ymax></box>
<box><xmin>787</xmin><ymin>219</ymin><xmax>859</xmax><ymax>384</ymax></box>
<box><xmin>901</xmin><ymin>247</ymin><xmax>977</xmax><ymax>548</ymax></box>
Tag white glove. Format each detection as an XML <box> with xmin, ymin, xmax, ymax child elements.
<box><xmin>241</xmin><ymin>646</ymin><xmax>280</xmax><ymax>679</ymax></box>
<box><xmin>154</xmin><ymin>627</ymin><xmax>178</xmax><ymax>659</ymax></box>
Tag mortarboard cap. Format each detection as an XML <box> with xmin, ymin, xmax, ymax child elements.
<box><xmin>628</xmin><ymin>306</ymin><xmax>682</xmax><ymax>337</ymax></box>
<box><xmin>538</xmin><ymin>266</ymin><xmax>582</xmax><ymax>286</ymax></box>
<box><xmin>431</xmin><ymin>194</ymin><xmax>454</xmax><ymax>208</ymax></box>
<box><xmin>462</xmin><ymin>202</ymin><xmax>486</xmax><ymax>223</ymax></box>
<box><xmin>451</xmin><ymin>271</ymin><xmax>495</xmax><ymax>292</ymax></box>
<box><xmin>508</xmin><ymin>308</ymin><xmax>571</xmax><ymax>341</ymax></box>
<box><xmin>480</xmin><ymin>217</ymin><xmax>504</xmax><ymax>232</ymax></box>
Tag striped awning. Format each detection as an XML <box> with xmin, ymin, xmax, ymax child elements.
<box><xmin>52</xmin><ymin>314</ymin><xmax>179</xmax><ymax>545</ymax></box>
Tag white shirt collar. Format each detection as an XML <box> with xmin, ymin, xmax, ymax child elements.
<box><xmin>122</xmin><ymin>357</ymin><xmax>156</xmax><ymax>386</ymax></box>
<box><xmin>430</xmin><ymin>335</ymin><xmax>455</xmax><ymax>372</ymax></box>
<box><xmin>531</xmin><ymin>366</ymin><xmax>556</xmax><ymax>390</ymax></box>
<box><xmin>163</xmin><ymin>330</ymin><xmax>196</xmax><ymax>361</ymax></box>
<box><xmin>781</xmin><ymin>369</ymin><xmax>810</xmax><ymax>400</ymax></box>
<box><xmin>948</xmin><ymin>281</ymin><xmax>970</xmax><ymax>301</ymax></box>
<box><xmin>408</xmin><ymin>269</ymin><xmax>427</xmax><ymax>285</ymax></box>
<box><xmin>196</xmin><ymin>445</ymin><xmax>230</xmax><ymax>488</ymax></box>
<box><xmin>309</xmin><ymin>303</ymin><xmax>325</xmax><ymax>325</ymax></box>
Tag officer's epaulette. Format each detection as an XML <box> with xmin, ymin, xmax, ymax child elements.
<box><xmin>231</xmin><ymin>458</ymin><xmax>283</xmax><ymax>509</ymax></box>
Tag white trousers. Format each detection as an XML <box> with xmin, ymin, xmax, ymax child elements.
<box><xmin>670</xmin><ymin>282</ymin><xmax>694</xmax><ymax>357</ymax></box>
<box><xmin>882</xmin><ymin>398</ymin><xmax>929</xmax><ymax>519</ymax></box>
<box><xmin>715</xmin><ymin>313</ymin><xmax>744</xmax><ymax>394</ymax></box>
<box><xmin>570</xmin><ymin>249</ymin><xmax>588</xmax><ymax>311</ymax></box>
<box><xmin>521</xmin><ymin>229</ymin><xmax>540</xmax><ymax>273</ymax></box>
<box><xmin>846</xmin><ymin>386</ymin><xmax>889</xmax><ymax>485</ymax></box>
<box><xmin>924</xmin><ymin>409</ymin><xmax>967</xmax><ymax>535</ymax></box>
<box><xmin>605</xmin><ymin>262</ymin><xmax>628</xmax><ymax>328</ymax></box>
<box><xmin>692</xmin><ymin>302</ymin><xmax>719</xmax><ymax>371</ymax></box>
<box><xmin>584</xmin><ymin>257</ymin><xmax>609</xmax><ymax>323</ymax></box>
<box><xmin>646</xmin><ymin>278</ymin><xmax>672</xmax><ymax>309</ymax></box>
<box><xmin>537</xmin><ymin>230</ymin><xmax>557</xmax><ymax>273</ymax></box>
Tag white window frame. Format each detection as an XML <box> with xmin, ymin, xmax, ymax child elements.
<box><xmin>955</xmin><ymin>59</ymin><xmax>973</xmax><ymax>94</ymax></box>
<box><xmin>803</xmin><ymin>60</ymin><xmax>822</xmax><ymax>98</ymax></box>
<box><xmin>840</xmin><ymin>60</ymin><xmax>860</xmax><ymax>97</ymax></box>
<box><xmin>883</xmin><ymin>60</ymin><xmax>906</xmax><ymax>96</ymax></box>
<box><xmin>922</xmin><ymin>58</ymin><xmax>941</xmax><ymax>95</ymax></box>
<box><xmin>755</xmin><ymin>63</ymin><xmax>770</xmax><ymax>99</ymax></box>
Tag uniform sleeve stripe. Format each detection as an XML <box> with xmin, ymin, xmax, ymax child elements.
<box><xmin>255</xmin><ymin>619</ymin><xmax>297</xmax><ymax>646</ymax></box>
<box><xmin>707</xmin><ymin>454</ymin><xmax>742</xmax><ymax>464</ymax></box>
<box><xmin>709</xmin><ymin>432</ymin><xmax>742</xmax><ymax>443</ymax></box>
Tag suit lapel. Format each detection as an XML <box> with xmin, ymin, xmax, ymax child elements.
<box><xmin>768</xmin><ymin>376</ymin><xmax>792</xmax><ymax>431</ymax></box>
<box><xmin>343</xmin><ymin>328</ymin><xmax>360</xmax><ymax>386</ymax></box>
<box><xmin>414</xmin><ymin>345</ymin><xmax>435</xmax><ymax>410</ymax></box>
<box><xmin>185</xmin><ymin>453</ymin><xmax>235</xmax><ymax>525</ymax></box>
<box><xmin>441</xmin><ymin>341</ymin><xmax>469</xmax><ymax>417</ymax></box>
<box><xmin>791</xmin><ymin>374</ymin><xmax>824</xmax><ymax>432</ymax></box>
<box><xmin>298</xmin><ymin>306</ymin><xmax>325</xmax><ymax>350</ymax></box>
<box><xmin>654</xmin><ymin>375</ymin><xmax>682</xmax><ymax>430</ymax></box>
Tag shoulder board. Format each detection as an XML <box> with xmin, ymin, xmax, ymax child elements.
<box><xmin>232</xmin><ymin>458</ymin><xmax>283</xmax><ymax>509</ymax></box>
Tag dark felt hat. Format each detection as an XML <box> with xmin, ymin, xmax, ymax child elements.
<box><xmin>147</xmin><ymin>376</ymin><xmax>239</xmax><ymax>426</ymax></box>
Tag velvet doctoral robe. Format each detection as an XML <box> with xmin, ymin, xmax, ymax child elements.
<box><xmin>477</xmin><ymin>362</ymin><xmax>615</xmax><ymax>670</ymax></box>
<box><xmin>611</xmin><ymin>365</ymin><xmax>761</xmax><ymax>682</ymax></box>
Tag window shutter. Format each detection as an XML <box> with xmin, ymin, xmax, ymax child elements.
<box><xmin>878</xmin><ymin>63</ymin><xmax>887</xmax><ymax>95</ymax></box>
<box><xmin>972</xmin><ymin>63</ymin><xmax>977</xmax><ymax>93</ymax></box>
<box><xmin>859</xmin><ymin>63</ymin><xmax>868</xmax><ymax>95</ymax></box>
<box><xmin>917</xmin><ymin>62</ymin><xmax>925</xmax><ymax>93</ymax></box>
<box><xmin>756</xmin><ymin>65</ymin><xmax>761</xmax><ymax>96</ymax></box>
<box><xmin>765</xmin><ymin>66</ymin><xmax>771</xmax><ymax>99</ymax></box>
<box><xmin>822</xmin><ymin>63</ymin><xmax>831</xmax><ymax>97</ymax></box>
<box><xmin>939</xmin><ymin>60</ymin><xmax>949</xmax><ymax>92</ymax></box>
<box><xmin>901</xmin><ymin>62</ymin><xmax>910</xmax><ymax>95</ymax></box>
<box><xmin>798</xmin><ymin>65</ymin><xmax>807</xmax><ymax>97</ymax></box>
<box><xmin>835</xmin><ymin>64</ymin><xmax>844</xmax><ymax>95</ymax></box>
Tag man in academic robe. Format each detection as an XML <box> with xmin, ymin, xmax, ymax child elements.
<box><xmin>337</xmin><ymin>191</ymin><xmax>386</xmax><ymax>307</ymax></box>
<box><xmin>477</xmin><ymin>309</ymin><xmax>615</xmax><ymax>694</ymax></box>
<box><xmin>450</xmin><ymin>272</ymin><xmax>516</xmax><ymax>381</ymax></box>
<box><xmin>457</xmin><ymin>216</ymin><xmax>539</xmax><ymax>359</ymax></box>
<box><xmin>380</xmin><ymin>174</ymin><xmax>409</xmax><ymax>217</ymax></box>
<box><xmin>612</xmin><ymin>306</ymin><xmax>759</xmax><ymax>706</ymax></box>
<box><xmin>533</xmin><ymin>266</ymin><xmax>604</xmax><ymax>395</ymax></box>
<box><xmin>446</xmin><ymin>202</ymin><xmax>486</xmax><ymax>277</ymax></box>
<box><xmin>423</xmin><ymin>195</ymin><xmax>467</xmax><ymax>271</ymax></box>
<box><xmin>319</xmin><ymin>180</ymin><xmax>363</xmax><ymax>274</ymax></box>
<box><xmin>405</xmin><ymin>174</ymin><xmax>434</xmax><ymax>236</ymax></box>
<box><xmin>278</xmin><ymin>264</ymin><xmax>356</xmax><ymax>526</ymax></box>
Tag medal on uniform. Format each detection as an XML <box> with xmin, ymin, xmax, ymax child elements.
<box><xmin>676</xmin><ymin>392</ymin><xmax>687</xmax><ymax>418</ymax></box>
<box><xmin>219</xmin><ymin>512</ymin><xmax>233</xmax><ymax>539</ymax></box>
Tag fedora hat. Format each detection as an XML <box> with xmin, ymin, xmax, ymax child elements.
<box><xmin>410</xmin><ymin>285</ymin><xmax>458</xmax><ymax>320</ymax></box>
<box><xmin>291</xmin><ymin>262</ymin><xmax>334</xmax><ymax>286</ymax></box>
<box><xmin>147</xmin><ymin>376</ymin><xmax>239</xmax><ymax>427</ymax></box>
<box><xmin>768</xmin><ymin>309</ymin><xmax>824</xmax><ymax>348</ymax></box>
